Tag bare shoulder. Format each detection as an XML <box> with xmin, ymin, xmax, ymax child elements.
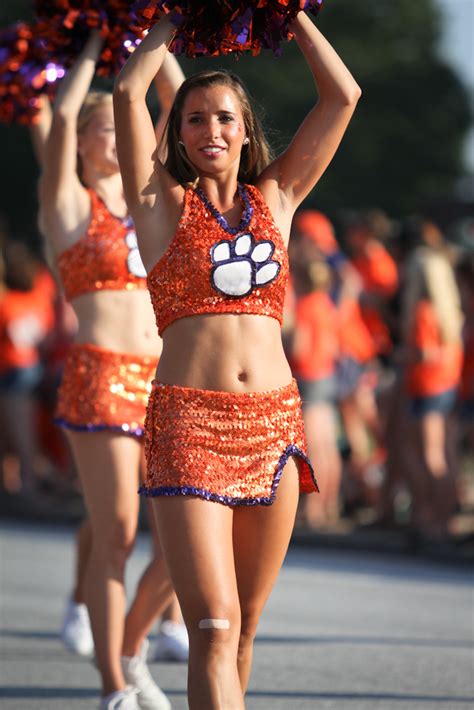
<box><xmin>38</xmin><ymin>178</ymin><xmax>91</xmax><ymax>257</ymax></box>
<box><xmin>254</xmin><ymin>169</ymin><xmax>296</xmax><ymax>245</ymax></box>
<box><xmin>131</xmin><ymin>167</ymin><xmax>186</xmax><ymax>271</ymax></box>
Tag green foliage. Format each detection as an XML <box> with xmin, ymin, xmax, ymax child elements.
<box><xmin>314</xmin><ymin>0</ymin><xmax>471</xmax><ymax>215</ymax></box>
<box><xmin>0</xmin><ymin>0</ymin><xmax>471</xmax><ymax>243</ymax></box>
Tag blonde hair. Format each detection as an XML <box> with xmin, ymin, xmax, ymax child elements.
<box><xmin>161</xmin><ymin>70</ymin><xmax>272</xmax><ymax>187</ymax></box>
<box><xmin>76</xmin><ymin>91</ymin><xmax>113</xmax><ymax>180</ymax></box>
<box><xmin>404</xmin><ymin>247</ymin><xmax>463</xmax><ymax>344</ymax></box>
<box><xmin>77</xmin><ymin>91</ymin><xmax>113</xmax><ymax>134</ymax></box>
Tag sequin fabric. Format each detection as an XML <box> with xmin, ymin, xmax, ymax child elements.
<box><xmin>147</xmin><ymin>184</ymin><xmax>289</xmax><ymax>335</ymax></box>
<box><xmin>55</xmin><ymin>343</ymin><xmax>158</xmax><ymax>437</ymax></box>
<box><xmin>57</xmin><ymin>189</ymin><xmax>148</xmax><ymax>302</ymax></box>
<box><xmin>140</xmin><ymin>379</ymin><xmax>318</xmax><ymax>505</ymax></box>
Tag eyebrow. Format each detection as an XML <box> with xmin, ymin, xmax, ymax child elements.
<box><xmin>186</xmin><ymin>110</ymin><xmax>237</xmax><ymax>116</ymax></box>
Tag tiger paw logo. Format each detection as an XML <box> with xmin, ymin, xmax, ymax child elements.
<box><xmin>210</xmin><ymin>233</ymin><xmax>280</xmax><ymax>297</ymax></box>
<box><xmin>125</xmin><ymin>231</ymin><xmax>147</xmax><ymax>278</ymax></box>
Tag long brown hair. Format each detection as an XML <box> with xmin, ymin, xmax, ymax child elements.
<box><xmin>161</xmin><ymin>70</ymin><xmax>272</xmax><ymax>187</ymax></box>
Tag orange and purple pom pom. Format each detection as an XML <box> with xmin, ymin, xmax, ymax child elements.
<box><xmin>0</xmin><ymin>22</ymin><xmax>65</xmax><ymax>124</ymax></box>
<box><xmin>34</xmin><ymin>0</ymin><xmax>144</xmax><ymax>77</ymax></box>
<box><xmin>132</xmin><ymin>0</ymin><xmax>324</xmax><ymax>57</ymax></box>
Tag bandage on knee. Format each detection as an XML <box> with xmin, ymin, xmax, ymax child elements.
<box><xmin>198</xmin><ymin>619</ymin><xmax>230</xmax><ymax>630</ymax></box>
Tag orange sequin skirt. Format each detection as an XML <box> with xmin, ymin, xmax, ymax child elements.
<box><xmin>140</xmin><ymin>379</ymin><xmax>318</xmax><ymax>506</ymax></box>
<box><xmin>55</xmin><ymin>343</ymin><xmax>158</xmax><ymax>437</ymax></box>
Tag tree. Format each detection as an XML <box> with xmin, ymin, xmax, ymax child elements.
<box><xmin>311</xmin><ymin>0</ymin><xmax>472</xmax><ymax>215</ymax></box>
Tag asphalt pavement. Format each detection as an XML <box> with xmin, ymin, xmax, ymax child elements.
<box><xmin>1</xmin><ymin>521</ymin><xmax>473</xmax><ymax>710</ymax></box>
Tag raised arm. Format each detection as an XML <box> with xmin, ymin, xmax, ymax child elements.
<box><xmin>261</xmin><ymin>13</ymin><xmax>361</xmax><ymax>211</ymax></box>
<box><xmin>113</xmin><ymin>15</ymin><xmax>177</xmax><ymax>214</ymax></box>
<box><xmin>153</xmin><ymin>52</ymin><xmax>185</xmax><ymax>147</ymax></box>
<box><xmin>40</xmin><ymin>32</ymin><xmax>102</xmax><ymax>216</ymax></box>
<box><xmin>29</xmin><ymin>96</ymin><xmax>53</xmax><ymax>170</ymax></box>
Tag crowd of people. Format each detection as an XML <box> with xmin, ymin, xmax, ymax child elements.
<box><xmin>287</xmin><ymin>210</ymin><xmax>473</xmax><ymax>540</ymax></box>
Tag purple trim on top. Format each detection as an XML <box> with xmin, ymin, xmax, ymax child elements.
<box><xmin>195</xmin><ymin>183</ymin><xmax>254</xmax><ymax>235</ymax></box>
<box><xmin>139</xmin><ymin>444</ymin><xmax>318</xmax><ymax>507</ymax></box>
<box><xmin>54</xmin><ymin>418</ymin><xmax>144</xmax><ymax>438</ymax></box>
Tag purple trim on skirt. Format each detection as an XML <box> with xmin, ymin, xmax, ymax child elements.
<box><xmin>139</xmin><ymin>444</ymin><xmax>316</xmax><ymax>507</ymax></box>
<box><xmin>54</xmin><ymin>418</ymin><xmax>144</xmax><ymax>438</ymax></box>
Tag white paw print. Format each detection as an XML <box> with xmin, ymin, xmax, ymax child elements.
<box><xmin>210</xmin><ymin>233</ymin><xmax>281</xmax><ymax>297</ymax></box>
<box><xmin>125</xmin><ymin>231</ymin><xmax>147</xmax><ymax>278</ymax></box>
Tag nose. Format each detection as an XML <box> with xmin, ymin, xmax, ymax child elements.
<box><xmin>204</xmin><ymin>117</ymin><xmax>221</xmax><ymax>141</ymax></box>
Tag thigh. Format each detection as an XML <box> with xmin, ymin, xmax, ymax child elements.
<box><xmin>420</xmin><ymin>411</ymin><xmax>445</xmax><ymax>446</ymax></box>
<box><xmin>67</xmin><ymin>431</ymin><xmax>142</xmax><ymax>537</ymax></box>
<box><xmin>304</xmin><ymin>403</ymin><xmax>338</xmax><ymax>446</ymax></box>
<box><xmin>152</xmin><ymin>497</ymin><xmax>240</xmax><ymax>628</ymax></box>
<box><xmin>141</xmin><ymin>448</ymin><xmax>163</xmax><ymax>556</ymax></box>
<box><xmin>233</xmin><ymin>457</ymin><xmax>300</xmax><ymax>621</ymax></box>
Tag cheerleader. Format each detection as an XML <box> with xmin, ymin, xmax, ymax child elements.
<box><xmin>39</xmin><ymin>31</ymin><xmax>184</xmax><ymax>710</ymax></box>
<box><xmin>114</xmin><ymin>10</ymin><xmax>360</xmax><ymax>708</ymax></box>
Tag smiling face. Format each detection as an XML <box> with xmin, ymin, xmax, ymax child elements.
<box><xmin>164</xmin><ymin>70</ymin><xmax>271</xmax><ymax>187</ymax></box>
<box><xmin>179</xmin><ymin>85</ymin><xmax>247</xmax><ymax>177</ymax></box>
<box><xmin>77</xmin><ymin>103</ymin><xmax>119</xmax><ymax>175</ymax></box>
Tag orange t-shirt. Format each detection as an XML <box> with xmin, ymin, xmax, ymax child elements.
<box><xmin>352</xmin><ymin>243</ymin><xmax>398</xmax><ymax>355</ymax></box>
<box><xmin>337</xmin><ymin>297</ymin><xmax>377</xmax><ymax>365</ymax></box>
<box><xmin>406</xmin><ymin>300</ymin><xmax>463</xmax><ymax>397</ymax></box>
<box><xmin>0</xmin><ymin>281</ymin><xmax>55</xmax><ymax>372</ymax></box>
<box><xmin>291</xmin><ymin>291</ymin><xmax>339</xmax><ymax>380</ymax></box>
<box><xmin>352</xmin><ymin>242</ymin><xmax>398</xmax><ymax>297</ymax></box>
<box><xmin>360</xmin><ymin>306</ymin><xmax>393</xmax><ymax>356</ymax></box>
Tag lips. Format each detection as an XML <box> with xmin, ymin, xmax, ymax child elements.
<box><xmin>200</xmin><ymin>145</ymin><xmax>226</xmax><ymax>156</ymax></box>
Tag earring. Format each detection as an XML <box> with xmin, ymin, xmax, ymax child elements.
<box><xmin>178</xmin><ymin>140</ymin><xmax>185</xmax><ymax>147</ymax></box>
<box><xmin>243</xmin><ymin>137</ymin><xmax>250</xmax><ymax>145</ymax></box>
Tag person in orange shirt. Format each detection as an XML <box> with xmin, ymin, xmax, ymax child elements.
<box><xmin>344</xmin><ymin>209</ymin><xmax>398</xmax><ymax>358</ymax></box>
<box><xmin>292</xmin><ymin>209</ymin><xmax>377</xmax><ymax>382</ymax></box>
<box><xmin>402</xmin><ymin>247</ymin><xmax>464</xmax><ymax>538</ymax></box>
<box><xmin>289</xmin><ymin>224</ymin><xmax>341</xmax><ymax>527</ymax></box>
<box><xmin>292</xmin><ymin>210</ymin><xmax>383</xmax><ymax>511</ymax></box>
<box><xmin>0</xmin><ymin>240</ymin><xmax>55</xmax><ymax>494</ymax></box>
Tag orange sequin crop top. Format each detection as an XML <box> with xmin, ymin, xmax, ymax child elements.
<box><xmin>147</xmin><ymin>184</ymin><xmax>289</xmax><ymax>336</ymax></box>
<box><xmin>57</xmin><ymin>190</ymin><xmax>148</xmax><ymax>301</ymax></box>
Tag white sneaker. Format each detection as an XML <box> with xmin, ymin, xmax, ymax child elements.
<box><xmin>99</xmin><ymin>687</ymin><xmax>139</xmax><ymax>710</ymax></box>
<box><xmin>152</xmin><ymin>621</ymin><xmax>189</xmax><ymax>662</ymax></box>
<box><xmin>60</xmin><ymin>599</ymin><xmax>94</xmax><ymax>657</ymax></box>
<box><xmin>121</xmin><ymin>639</ymin><xmax>171</xmax><ymax>710</ymax></box>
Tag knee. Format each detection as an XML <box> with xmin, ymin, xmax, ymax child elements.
<box><xmin>238</xmin><ymin>610</ymin><xmax>259</xmax><ymax>655</ymax></box>
<box><xmin>93</xmin><ymin>518</ymin><xmax>136</xmax><ymax>569</ymax></box>
<box><xmin>423</xmin><ymin>444</ymin><xmax>447</xmax><ymax>479</ymax></box>
<box><xmin>189</xmin><ymin>605</ymin><xmax>241</xmax><ymax>654</ymax></box>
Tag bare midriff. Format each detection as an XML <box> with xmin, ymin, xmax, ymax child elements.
<box><xmin>71</xmin><ymin>289</ymin><xmax>161</xmax><ymax>357</ymax></box>
<box><xmin>157</xmin><ymin>313</ymin><xmax>292</xmax><ymax>393</ymax></box>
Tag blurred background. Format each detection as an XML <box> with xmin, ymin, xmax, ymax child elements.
<box><xmin>0</xmin><ymin>0</ymin><xmax>473</xmax><ymax>552</ymax></box>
